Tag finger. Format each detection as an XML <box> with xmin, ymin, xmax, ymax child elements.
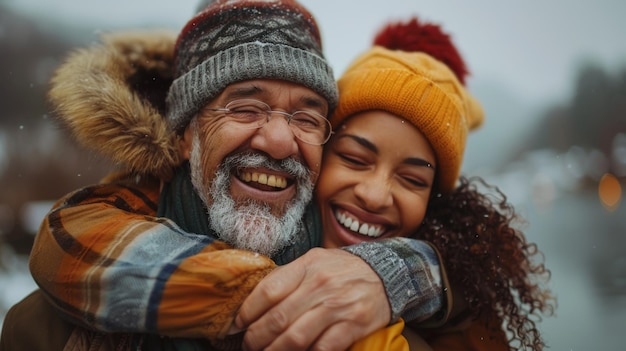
<box><xmin>245</xmin><ymin>270</ymin><xmax>375</xmax><ymax>351</ymax></box>
<box><xmin>239</xmin><ymin>259</ymin><xmax>330</xmax><ymax>349</ymax></box>
<box><xmin>241</xmin><ymin>284</ymin><xmax>327</xmax><ymax>350</ymax></box>
<box><xmin>240</xmin><ymin>248</ymin><xmax>391</xmax><ymax>350</ymax></box>
<box><xmin>242</xmin><ymin>307</ymin><xmax>323</xmax><ymax>351</ymax></box>
<box><xmin>258</xmin><ymin>295</ymin><xmax>374</xmax><ymax>351</ymax></box>
<box><xmin>286</xmin><ymin>288</ymin><xmax>379</xmax><ymax>351</ymax></box>
<box><xmin>311</xmin><ymin>321</ymin><xmax>365</xmax><ymax>351</ymax></box>
<box><xmin>258</xmin><ymin>305</ymin><xmax>352</xmax><ymax>351</ymax></box>
<box><xmin>226</xmin><ymin>323</ymin><xmax>243</xmax><ymax>335</ymax></box>
<box><xmin>235</xmin><ymin>262</ymin><xmax>305</xmax><ymax>330</ymax></box>
<box><xmin>257</xmin><ymin>309</ymin><xmax>331</xmax><ymax>351</ymax></box>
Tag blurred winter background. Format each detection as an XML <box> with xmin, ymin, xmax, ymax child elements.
<box><xmin>1</xmin><ymin>0</ymin><xmax>625</xmax><ymax>349</ymax></box>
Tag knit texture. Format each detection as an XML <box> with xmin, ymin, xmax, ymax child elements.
<box><xmin>331</xmin><ymin>46</ymin><xmax>484</xmax><ymax>192</ymax></box>
<box><xmin>344</xmin><ymin>237</ymin><xmax>443</xmax><ymax>324</ymax></box>
<box><xmin>166</xmin><ymin>0</ymin><xmax>338</xmax><ymax>132</ymax></box>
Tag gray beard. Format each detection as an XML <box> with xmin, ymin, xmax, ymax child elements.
<box><xmin>188</xmin><ymin>128</ymin><xmax>314</xmax><ymax>256</ymax></box>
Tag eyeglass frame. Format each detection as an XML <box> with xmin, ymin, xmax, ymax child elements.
<box><xmin>201</xmin><ymin>99</ymin><xmax>333</xmax><ymax>145</ymax></box>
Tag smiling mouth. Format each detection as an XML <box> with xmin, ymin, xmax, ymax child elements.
<box><xmin>334</xmin><ymin>210</ymin><xmax>385</xmax><ymax>238</ymax></box>
<box><xmin>238</xmin><ymin>171</ymin><xmax>288</xmax><ymax>190</ymax></box>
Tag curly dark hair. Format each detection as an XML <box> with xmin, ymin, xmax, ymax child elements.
<box><xmin>415</xmin><ymin>175</ymin><xmax>555</xmax><ymax>351</ymax></box>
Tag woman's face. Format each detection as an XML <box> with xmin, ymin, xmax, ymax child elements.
<box><xmin>316</xmin><ymin>110</ymin><xmax>436</xmax><ymax>248</ymax></box>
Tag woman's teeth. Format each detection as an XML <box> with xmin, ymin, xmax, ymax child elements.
<box><xmin>240</xmin><ymin>171</ymin><xmax>287</xmax><ymax>188</ymax></box>
<box><xmin>335</xmin><ymin>210</ymin><xmax>384</xmax><ymax>238</ymax></box>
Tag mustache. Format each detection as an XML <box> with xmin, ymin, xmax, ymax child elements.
<box><xmin>223</xmin><ymin>152</ymin><xmax>310</xmax><ymax>180</ymax></box>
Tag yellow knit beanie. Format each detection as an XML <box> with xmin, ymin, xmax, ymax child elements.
<box><xmin>331</xmin><ymin>18</ymin><xmax>484</xmax><ymax>192</ymax></box>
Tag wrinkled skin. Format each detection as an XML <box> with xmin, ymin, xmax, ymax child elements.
<box><xmin>237</xmin><ymin>248</ymin><xmax>391</xmax><ymax>351</ymax></box>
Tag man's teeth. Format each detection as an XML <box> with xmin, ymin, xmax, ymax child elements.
<box><xmin>240</xmin><ymin>171</ymin><xmax>287</xmax><ymax>188</ymax></box>
<box><xmin>335</xmin><ymin>210</ymin><xmax>384</xmax><ymax>238</ymax></box>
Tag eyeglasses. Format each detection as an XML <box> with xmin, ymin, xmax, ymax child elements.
<box><xmin>203</xmin><ymin>99</ymin><xmax>333</xmax><ymax>145</ymax></box>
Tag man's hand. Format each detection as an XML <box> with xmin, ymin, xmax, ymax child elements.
<box><xmin>234</xmin><ymin>248</ymin><xmax>392</xmax><ymax>351</ymax></box>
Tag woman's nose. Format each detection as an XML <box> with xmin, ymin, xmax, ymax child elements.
<box><xmin>353</xmin><ymin>173</ymin><xmax>393</xmax><ymax>211</ymax></box>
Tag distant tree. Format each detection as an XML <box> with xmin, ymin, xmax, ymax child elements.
<box><xmin>569</xmin><ymin>65</ymin><xmax>626</xmax><ymax>153</ymax></box>
<box><xmin>0</xmin><ymin>5</ymin><xmax>112</xmax><ymax>253</ymax></box>
<box><xmin>0</xmin><ymin>6</ymin><xmax>70</xmax><ymax>128</ymax></box>
<box><xmin>524</xmin><ymin>62</ymin><xmax>626</xmax><ymax>175</ymax></box>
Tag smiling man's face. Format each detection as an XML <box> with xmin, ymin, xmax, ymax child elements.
<box><xmin>179</xmin><ymin>79</ymin><xmax>327</xmax><ymax>255</ymax></box>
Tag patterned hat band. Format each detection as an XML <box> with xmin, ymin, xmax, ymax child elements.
<box><xmin>166</xmin><ymin>42</ymin><xmax>338</xmax><ymax>133</ymax></box>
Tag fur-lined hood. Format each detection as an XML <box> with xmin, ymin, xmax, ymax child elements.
<box><xmin>48</xmin><ymin>31</ymin><xmax>181</xmax><ymax>180</ymax></box>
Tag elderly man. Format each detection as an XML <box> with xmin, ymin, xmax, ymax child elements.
<box><xmin>0</xmin><ymin>1</ymin><xmax>449</xmax><ymax>350</ymax></box>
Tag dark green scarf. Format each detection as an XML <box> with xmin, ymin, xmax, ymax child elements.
<box><xmin>157</xmin><ymin>162</ymin><xmax>213</xmax><ymax>237</ymax></box>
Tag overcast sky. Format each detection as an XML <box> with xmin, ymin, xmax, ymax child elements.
<box><xmin>6</xmin><ymin>0</ymin><xmax>626</xmax><ymax>106</ymax></box>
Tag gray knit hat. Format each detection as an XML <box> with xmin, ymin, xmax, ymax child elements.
<box><xmin>166</xmin><ymin>0</ymin><xmax>338</xmax><ymax>133</ymax></box>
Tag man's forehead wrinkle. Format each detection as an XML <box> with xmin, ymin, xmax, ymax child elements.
<box><xmin>221</xmin><ymin>83</ymin><xmax>326</xmax><ymax>112</ymax></box>
<box><xmin>223</xmin><ymin>85</ymin><xmax>264</xmax><ymax>100</ymax></box>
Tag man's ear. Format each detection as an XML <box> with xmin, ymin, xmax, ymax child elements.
<box><xmin>179</xmin><ymin>125</ymin><xmax>194</xmax><ymax>160</ymax></box>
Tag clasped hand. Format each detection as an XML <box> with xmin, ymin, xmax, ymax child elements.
<box><xmin>234</xmin><ymin>248</ymin><xmax>392</xmax><ymax>351</ymax></box>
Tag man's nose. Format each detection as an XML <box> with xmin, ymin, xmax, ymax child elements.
<box><xmin>249</xmin><ymin>114</ymin><xmax>299</xmax><ymax>160</ymax></box>
<box><xmin>353</xmin><ymin>172</ymin><xmax>394</xmax><ymax>211</ymax></box>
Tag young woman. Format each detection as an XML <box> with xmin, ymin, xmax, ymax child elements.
<box><xmin>316</xmin><ymin>17</ymin><xmax>555</xmax><ymax>351</ymax></box>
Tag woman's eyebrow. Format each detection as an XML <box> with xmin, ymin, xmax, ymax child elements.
<box><xmin>337</xmin><ymin>134</ymin><xmax>378</xmax><ymax>153</ymax></box>
<box><xmin>403</xmin><ymin>157</ymin><xmax>435</xmax><ymax>170</ymax></box>
<box><xmin>337</xmin><ymin>134</ymin><xmax>434</xmax><ymax>169</ymax></box>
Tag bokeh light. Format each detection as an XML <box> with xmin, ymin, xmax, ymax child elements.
<box><xmin>598</xmin><ymin>173</ymin><xmax>622</xmax><ymax>211</ymax></box>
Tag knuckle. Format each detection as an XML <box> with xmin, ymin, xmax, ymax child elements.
<box><xmin>265</xmin><ymin>308</ymin><xmax>290</xmax><ymax>332</ymax></box>
<box><xmin>348</xmin><ymin>306</ymin><xmax>371</xmax><ymax>322</ymax></box>
<box><xmin>311</xmin><ymin>342</ymin><xmax>335</xmax><ymax>351</ymax></box>
<box><xmin>339</xmin><ymin>304</ymin><xmax>368</xmax><ymax>323</ymax></box>
<box><xmin>313</xmin><ymin>270</ymin><xmax>334</xmax><ymax>286</ymax></box>
<box><xmin>285</xmin><ymin>334</ymin><xmax>310</xmax><ymax>350</ymax></box>
<box><xmin>311</xmin><ymin>331</ymin><xmax>350</xmax><ymax>351</ymax></box>
<box><xmin>256</xmin><ymin>280</ymin><xmax>281</xmax><ymax>302</ymax></box>
<box><xmin>264</xmin><ymin>330</ymin><xmax>310</xmax><ymax>351</ymax></box>
<box><xmin>305</xmin><ymin>247</ymin><xmax>327</xmax><ymax>260</ymax></box>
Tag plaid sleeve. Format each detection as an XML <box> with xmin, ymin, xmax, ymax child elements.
<box><xmin>29</xmin><ymin>177</ymin><xmax>275</xmax><ymax>339</ymax></box>
<box><xmin>343</xmin><ymin>237</ymin><xmax>446</xmax><ymax>324</ymax></box>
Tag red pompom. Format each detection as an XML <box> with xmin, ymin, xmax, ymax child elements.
<box><xmin>373</xmin><ymin>17</ymin><xmax>468</xmax><ymax>85</ymax></box>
